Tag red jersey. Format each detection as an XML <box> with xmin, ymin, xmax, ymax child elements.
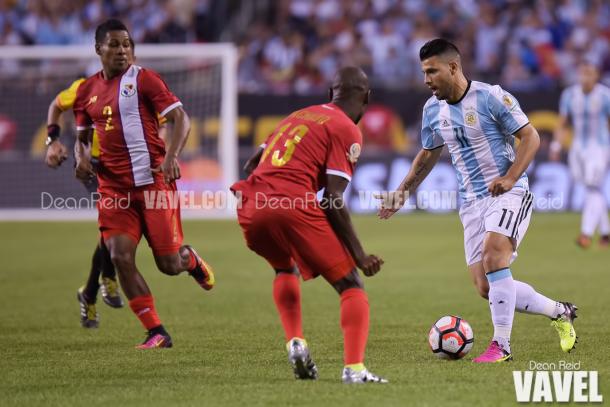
<box><xmin>232</xmin><ymin>103</ymin><xmax>363</xmax><ymax>201</ymax></box>
<box><xmin>73</xmin><ymin>65</ymin><xmax>181</xmax><ymax>190</ymax></box>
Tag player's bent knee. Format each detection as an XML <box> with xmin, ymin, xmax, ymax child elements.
<box><xmin>331</xmin><ymin>269</ymin><xmax>363</xmax><ymax>294</ymax></box>
<box><xmin>156</xmin><ymin>257</ymin><xmax>181</xmax><ymax>276</ymax></box>
<box><xmin>110</xmin><ymin>251</ymin><xmax>135</xmax><ymax>273</ymax></box>
<box><xmin>482</xmin><ymin>247</ymin><xmax>505</xmax><ymax>272</ymax></box>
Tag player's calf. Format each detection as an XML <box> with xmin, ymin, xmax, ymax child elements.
<box><xmin>481</xmin><ymin>232</ymin><xmax>514</xmax><ymax>272</ymax></box>
<box><xmin>474</xmin><ymin>280</ymin><xmax>489</xmax><ymax>299</ymax></box>
<box><xmin>154</xmin><ymin>254</ymin><xmax>184</xmax><ymax>276</ymax></box>
<box><xmin>468</xmin><ymin>263</ymin><xmax>490</xmax><ymax>299</ymax></box>
<box><xmin>109</xmin><ymin>250</ymin><xmax>137</xmax><ymax>275</ymax></box>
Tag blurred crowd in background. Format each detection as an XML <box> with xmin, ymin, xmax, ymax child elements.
<box><xmin>1</xmin><ymin>0</ymin><xmax>610</xmax><ymax>94</ymax></box>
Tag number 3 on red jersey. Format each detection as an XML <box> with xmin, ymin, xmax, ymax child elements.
<box><xmin>261</xmin><ymin>122</ymin><xmax>309</xmax><ymax>167</ymax></box>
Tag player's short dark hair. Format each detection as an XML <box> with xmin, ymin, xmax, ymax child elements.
<box><xmin>419</xmin><ymin>38</ymin><xmax>460</xmax><ymax>61</ymax></box>
<box><xmin>95</xmin><ymin>19</ymin><xmax>130</xmax><ymax>44</ymax></box>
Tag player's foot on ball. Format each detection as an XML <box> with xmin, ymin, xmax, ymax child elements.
<box><xmin>473</xmin><ymin>341</ymin><xmax>512</xmax><ymax>363</ymax></box>
<box><xmin>342</xmin><ymin>366</ymin><xmax>388</xmax><ymax>384</ymax></box>
<box><xmin>599</xmin><ymin>235</ymin><xmax>609</xmax><ymax>249</ymax></box>
<box><xmin>286</xmin><ymin>338</ymin><xmax>318</xmax><ymax>380</ymax></box>
<box><xmin>551</xmin><ymin>302</ymin><xmax>578</xmax><ymax>353</ymax></box>
<box><xmin>184</xmin><ymin>245</ymin><xmax>215</xmax><ymax>291</ymax></box>
<box><xmin>100</xmin><ymin>277</ymin><xmax>125</xmax><ymax>308</ymax></box>
<box><xmin>77</xmin><ymin>287</ymin><xmax>99</xmax><ymax>329</ymax></box>
<box><xmin>136</xmin><ymin>331</ymin><xmax>173</xmax><ymax>349</ymax></box>
<box><xmin>576</xmin><ymin>234</ymin><xmax>592</xmax><ymax>249</ymax></box>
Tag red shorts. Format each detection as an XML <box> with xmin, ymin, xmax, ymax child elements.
<box><xmin>236</xmin><ymin>196</ymin><xmax>355</xmax><ymax>283</ymax></box>
<box><xmin>97</xmin><ymin>181</ymin><xmax>183</xmax><ymax>256</ymax></box>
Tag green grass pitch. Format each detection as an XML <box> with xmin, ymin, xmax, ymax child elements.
<box><xmin>1</xmin><ymin>213</ymin><xmax>608</xmax><ymax>406</ymax></box>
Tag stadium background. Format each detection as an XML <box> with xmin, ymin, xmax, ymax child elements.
<box><xmin>1</xmin><ymin>0</ymin><xmax>610</xmax><ymax>212</ymax></box>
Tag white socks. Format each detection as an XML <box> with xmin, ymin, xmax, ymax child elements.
<box><xmin>514</xmin><ymin>280</ymin><xmax>565</xmax><ymax>319</ymax></box>
<box><xmin>486</xmin><ymin>268</ymin><xmax>516</xmax><ymax>352</ymax></box>
<box><xmin>582</xmin><ymin>189</ymin><xmax>609</xmax><ymax>236</ymax></box>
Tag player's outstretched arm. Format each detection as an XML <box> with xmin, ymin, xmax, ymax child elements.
<box><xmin>154</xmin><ymin>106</ymin><xmax>190</xmax><ymax>184</ymax></box>
<box><xmin>323</xmin><ymin>174</ymin><xmax>384</xmax><ymax>277</ymax></box>
<box><xmin>45</xmin><ymin>97</ymin><xmax>68</xmax><ymax>168</ymax></box>
<box><xmin>375</xmin><ymin>146</ymin><xmax>442</xmax><ymax>219</ymax></box>
<box><xmin>488</xmin><ymin>124</ymin><xmax>540</xmax><ymax>197</ymax></box>
<box><xmin>243</xmin><ymin>146</ymin><xmax>264</xmax><ymax>176</ymax></box>
<box><xmin>75</xmin><ymin>129</ymin><xmax>94</xmax><ymax>182</ymax></box>
<box><xmin>550</xmin><ymin>115</ymin><xmax>569</xmax><ymax>161</ymax></box>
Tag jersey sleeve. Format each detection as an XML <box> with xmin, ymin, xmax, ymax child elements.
<box><xmin>156</xmin><ymin>112</ymin><xmax>168</xmax><ymax>126</ymax></box>
<box><xmin>326</xmin><ymin>123</ymin><xmax>362</xmax><ymax>182</ymax></box>
<box><xmin>72</xmin><ymin>82</ymin><xmax>93</xmax><ymax>131</ymax></box>
<box><xmin>139</xmin><ymin>69</ymin><xmax>182</xmax><ymax>117</ymax></box>
<box><xmin>56</xmin><ymin>78</ymin><xmax>85</xmax><ymax>111</ymax></box>
<box><xmin>488</xmin><ymin>85</ymin><xmax>530</xmax><ymax>135</ymax></box>
<box><xmin>421</xmin><ymin>105</ymin><xmax>444</xmax><ymax>150</ymax></box>
<box><xmin>559</xmin><ymin>88</ymin><xmax>572</xmax><ymax>117</ymax></box>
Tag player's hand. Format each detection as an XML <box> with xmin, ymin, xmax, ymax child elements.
<box><xmin>153</xmin><ymin>157</ymin><xmax>181</xmax><ymax>184</ymax></box>
<box><xmin>75</xmin><ymin>157</ymin><xmax>95</xmax><ymax>182</ymax></box>
<box><xmin>374</xmin><ymin>190</ymin><xmax>409</xmax><ymax>219</ymax></box>
<box><xmin>356</xmin><ymin>254</ymin><xmax>384</xmax><ymax>277</ymax></box>
<box><xmin>488</xmin><ymin>175</ymin><xmax>516</xmax><ymax>197</ymax></box>
<box><xmin>45</xmin><ymin>141</ymin><xmax>68</xmax><ymax>168</ymax></box>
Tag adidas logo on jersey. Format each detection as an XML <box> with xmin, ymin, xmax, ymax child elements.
<box><xmin>441</xmin><ymin>119</ymin><xmax>450</xmax><ymax>127</ymax></box>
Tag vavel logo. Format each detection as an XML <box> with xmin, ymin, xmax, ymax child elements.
<box><xmin>513</xmin><ymin>361</ymin><xmax>603</xmax><ymax>403</ymax></box>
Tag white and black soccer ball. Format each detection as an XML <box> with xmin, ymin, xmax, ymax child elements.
<box><xmin>428</xmin><ymin>315</ymin><xmax>474</xmax><ymax>360</ymax></box>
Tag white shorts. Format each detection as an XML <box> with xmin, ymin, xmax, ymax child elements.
<box><xmin>459</xmin><ymin>188</ymin><xmax>533</xmax><ymax>266</ymax></box>
<box><xmin>569</xmin><ymin>146</ymin><xmax>609</xmax><ymax>188</ymax></box>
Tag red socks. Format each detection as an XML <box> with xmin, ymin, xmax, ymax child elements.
<box><xmin>273</xmin><ymin>275</ymin><xmax>369</xmax><ymax>365</ymax></box>
<box><xmin>273</xmin><ymin>273</ymin><xmax>303</xmax><ymax>341</ymax></box>
<box><xmin>129</xmin><ymin>295</ymin><xmax>162</xmax><ymax>330</ymax></box>
<box><xmin>340</xmin><ymin>288</ymin><xmax>369</xmax><ymax>365</ymax></box>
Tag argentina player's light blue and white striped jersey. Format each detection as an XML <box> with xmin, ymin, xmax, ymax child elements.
<box><xmin>420</xmin><ymin>81</ymin><xmax>530</xmax><ymax>202</ymax></box>
<box><xmin>559</xmin><ymin>83</ymin><xmax>610</xmax><ymax>149</ymax></box>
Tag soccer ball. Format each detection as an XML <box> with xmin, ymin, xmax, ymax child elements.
<box><xmin>428</xmin><ymin>315</ymin><xmax>474</xmax><ymax>360</ymax></box>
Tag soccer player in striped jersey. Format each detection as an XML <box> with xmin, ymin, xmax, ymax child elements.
<box><xmin>45</xmin><ymin>76</ymin><xmax>126</xmax><ymax>329</ymax></box>
<box><xmin>377</xmin><ymin>39</ymin><xmax>577</xmax><ymax>362</ymax></box>
<box><xmin>45</xmin><ymin>38</ymin><xmax>171</xmax><ymax>329</ymax></box>
<box><xmin>72</xmin><ymin>19</ymin><xmax>215</xmax><ymax>349</ymax></box>
<box><xmin>552</xmin><ymin>60</ymin><xmax>610</xmax><ymax>248</ymax></box>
